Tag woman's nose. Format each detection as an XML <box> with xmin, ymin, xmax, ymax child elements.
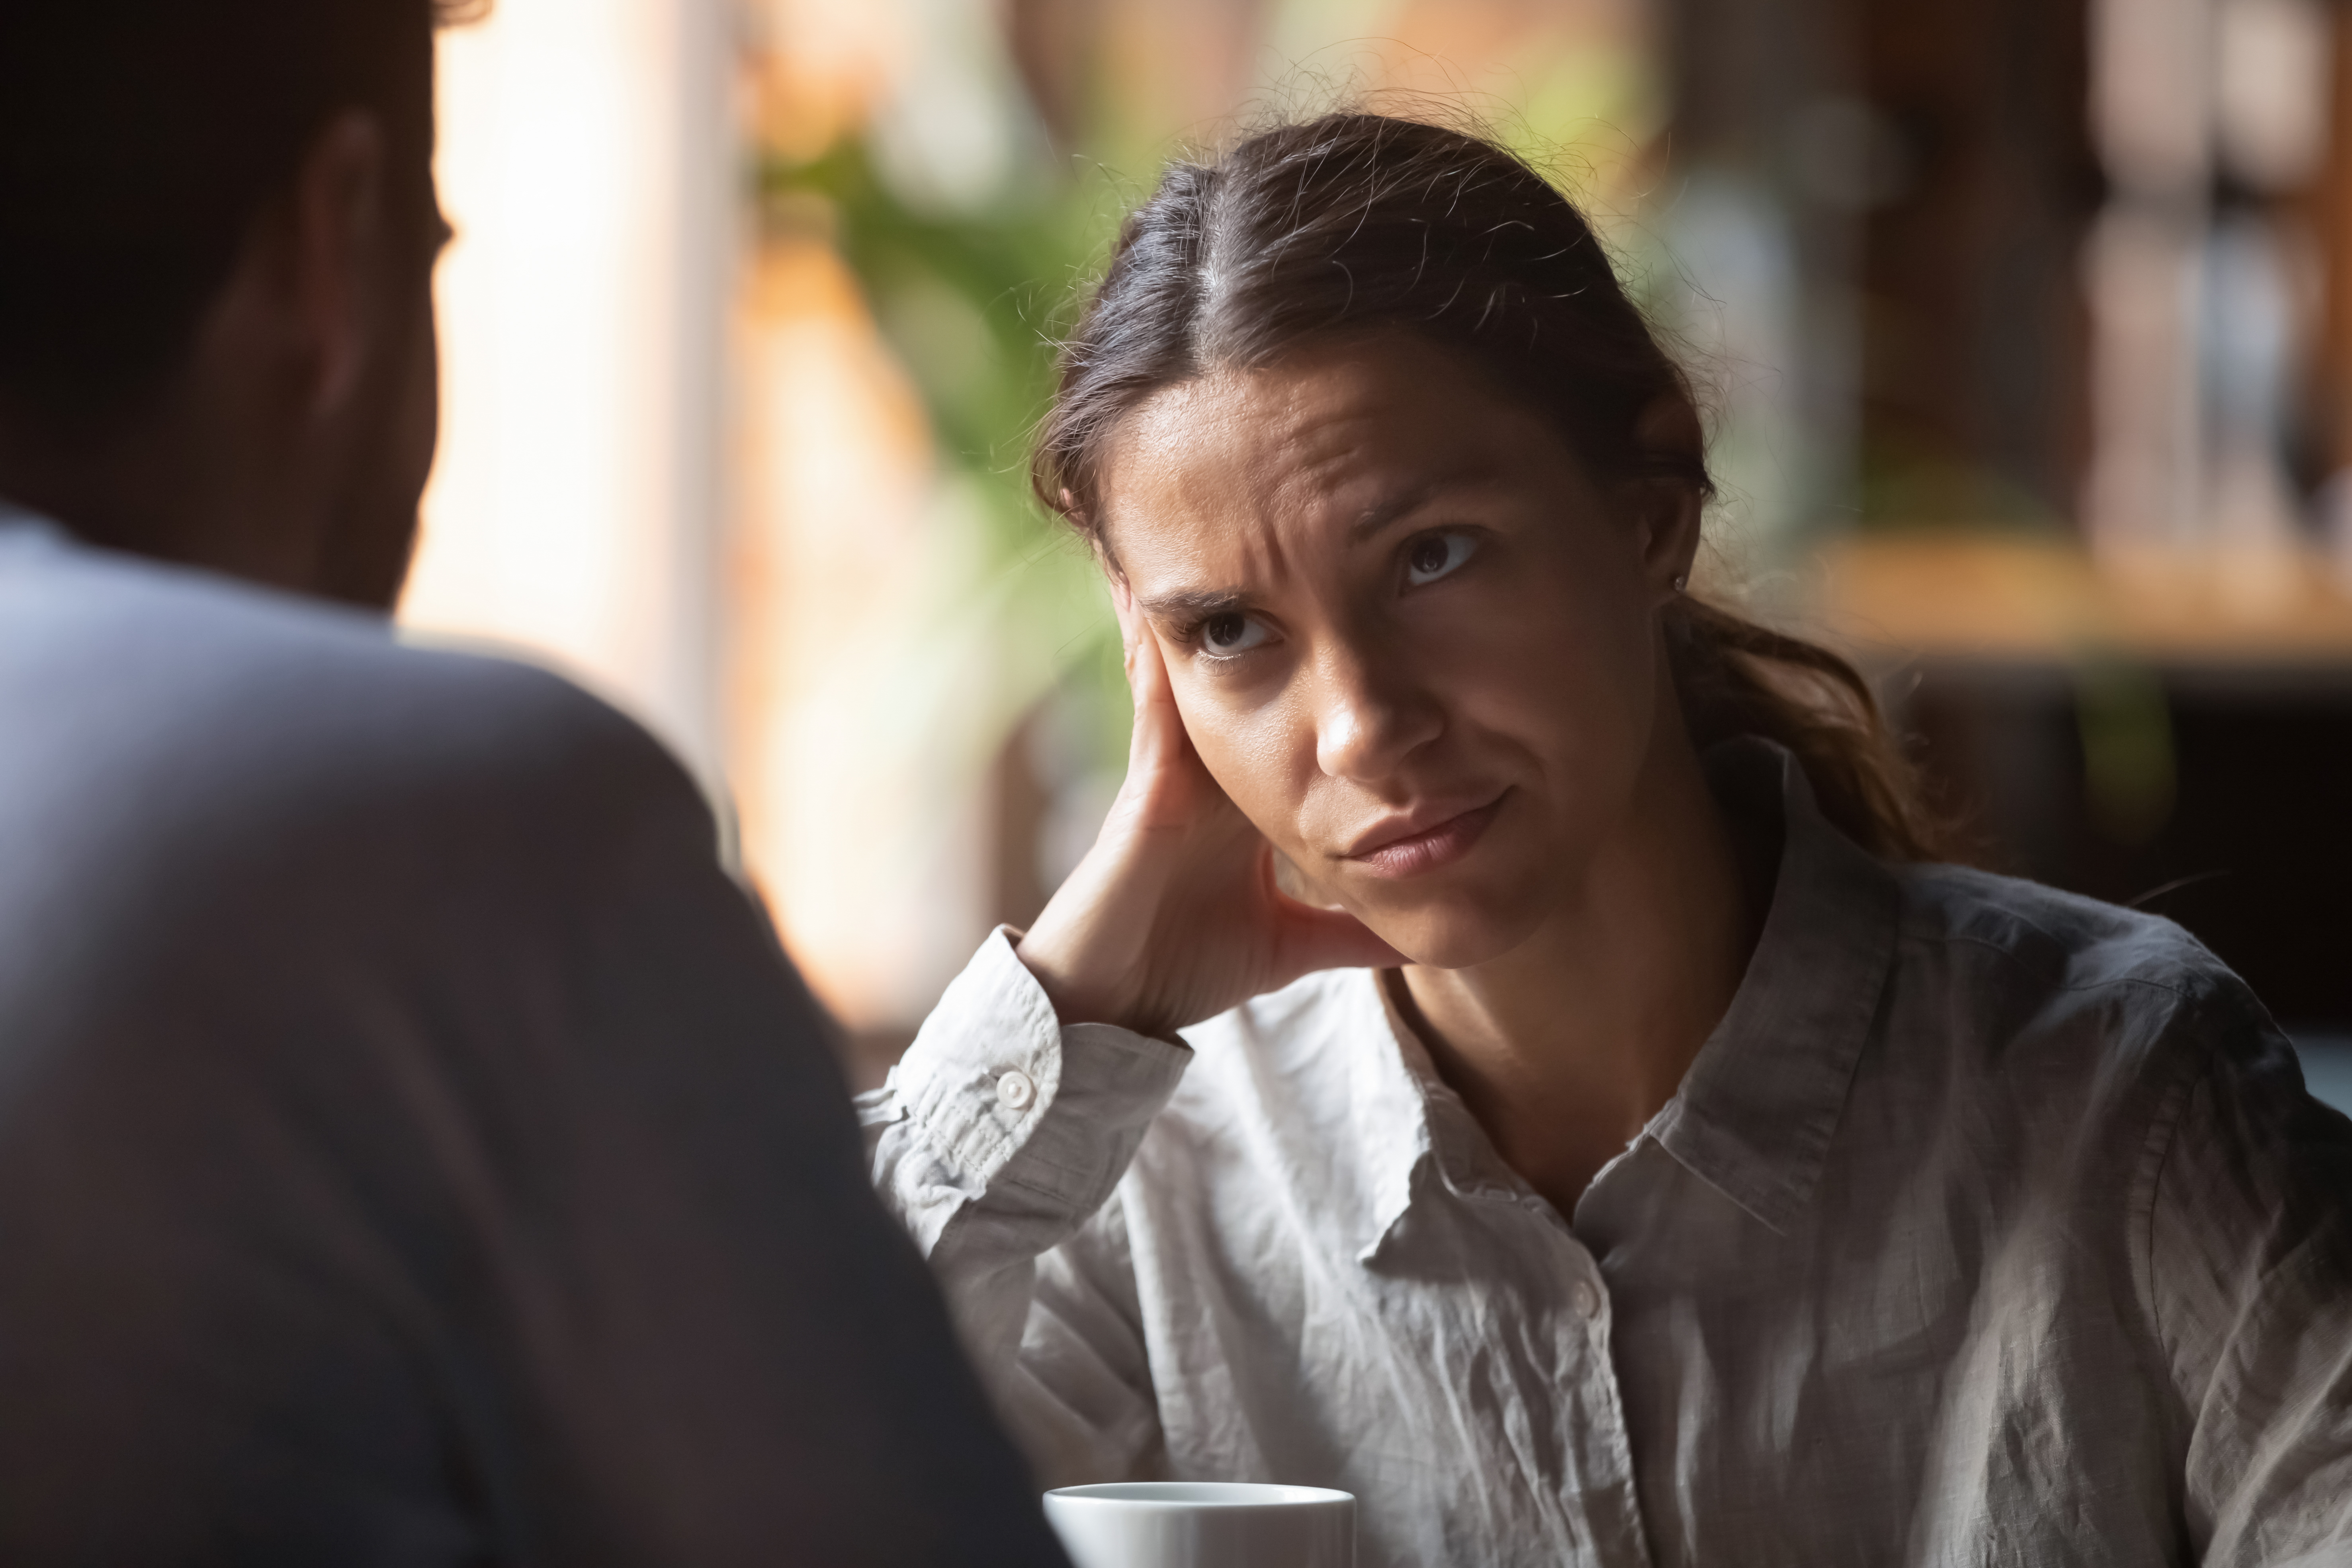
<box><xmin>1310</xmin><ymin>643</ymin><xmax>1444</xmax><ymax>782</ymax></box>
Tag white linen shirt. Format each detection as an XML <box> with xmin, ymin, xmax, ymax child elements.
<box><xmin>864</xmin><ymin>740</ymin><xmax>2352</xmax><ymax>1567</ymax></box>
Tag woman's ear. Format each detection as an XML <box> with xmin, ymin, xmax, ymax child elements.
<box><xmin>1629</xmin><ymin>397</ymin><xmax>1704</xmax><ymax>600</ymax></box>
<box><xmin>1635</xmin><ymin>483</ymin><xmax>1703</xmax><ymax>600</ymax></box>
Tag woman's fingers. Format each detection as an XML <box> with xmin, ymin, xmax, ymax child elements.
<box><xmin>1121</xmin><ymin>623</ymin><xmax>1214</xmax><ymax>829</ymax></box>
<box><xmin>1030</xmin><ymin>577</ymin><xmax>1407</xmax><ymax>1030</ymax></box>
<box><xmin>1127</xmin><ymin>618</ymin><xmax>1180</xmax><ymax>741</ymax></box>
<box><xmin>1111</xmin><ymin>577</ymin><xmax>1138</xmax><ymax>667</ymax></box>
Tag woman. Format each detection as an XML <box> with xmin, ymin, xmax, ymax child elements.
<box><xmin>861</xmin><ymin>114</ymin><xmax>2352</xmax><ymax>1566</ymax></box>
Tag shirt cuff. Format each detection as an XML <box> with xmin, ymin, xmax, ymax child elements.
<box><xmin>892</xmin><ymin>927</ymin><xmax>1192</xmax><ymax>1205</ymax></box>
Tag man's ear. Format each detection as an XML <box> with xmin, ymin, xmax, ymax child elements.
<box><xmin>285</xmin><ymin>112</ymin><xmax>393</xmax><ymax>420</ymax></box>
<box><xmin>182</xmin><ymin>111</ymin><xmax>391</xmax><ymax>429</ymax></box>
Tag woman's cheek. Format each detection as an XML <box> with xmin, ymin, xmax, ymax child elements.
<box><xmin>1187</xmin><ymin>700</ymin><xmax>1314</xmax><ymax>847</ymax></box>
<box><xmin>1503</xmin><ymin>582</ymin><xmax>1652</xmax><ymax>745</ymax></box>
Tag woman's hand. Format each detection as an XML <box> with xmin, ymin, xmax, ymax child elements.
<box><xmin>1015</xmin><ymin>585</ymin><xmax>1405</xmax><ymax>1038</ymax></box>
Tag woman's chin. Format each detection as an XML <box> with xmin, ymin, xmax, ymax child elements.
<box><xmin>1358</xmin><ymin>892</ymin><xmax>1546</xmax><ymax>972</ymax></box>
<box><xmin>1325</xmin><ymin>831</ymin><xmax>1566</xmax><ymax>970</ymax></box>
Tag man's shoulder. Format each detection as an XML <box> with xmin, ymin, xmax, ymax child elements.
<box><xmin>7</xmin><ymin>537</ymin><xmax>616</xmax><ymax>727</ymax></box>
<box><xmin>0</xmin><ymin>539</ymin><xmax>705</xmax><ymax>887</ymax></box>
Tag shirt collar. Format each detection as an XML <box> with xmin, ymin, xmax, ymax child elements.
<box><xmin>1647</xmin><ymin>737</ymin><xmax>1898</xmax><ymax>1234</ymax></box>
<box><xmin>1345</xmin><ymin>977</ymin><xmax>1441</xmax><ymax>1263</ymax></box>
<box><xmin>1345</xmin><ymin>970</ymin><xmax>1536</xmax><ymax>1263</ymax></box>
<box><xmin>1347</xmin><ymin>736</ymin><xmax>1899</xmax><ymax>1260</ymax></box>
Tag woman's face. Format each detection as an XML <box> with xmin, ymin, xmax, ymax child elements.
<box><xmin>1098</xmin><ymin>331</ymin><xmax>1697</xmax><ymax>968</ymax></box>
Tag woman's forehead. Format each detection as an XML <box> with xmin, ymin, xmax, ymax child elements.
<box><xmin>1097</xmin><ymin>338</ymin><xmax>1548</xmax><ymax>555</ymax></box>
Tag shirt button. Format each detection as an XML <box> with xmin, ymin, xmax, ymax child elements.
<box><xmin>995</xmin><ymin>1069</ymin><xmax>1037</xmax><ymax>1110</ymax></box>
<box><xmin>1571</xmin><ymin>1280</ymin><xmax>1603</xmax><ymax>1320</ymax></box>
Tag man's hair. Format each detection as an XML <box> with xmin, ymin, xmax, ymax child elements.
<box><xmin>0</xmin><ymin>0</ymin><xmax>471</xmax><ymax>429</ymax></box>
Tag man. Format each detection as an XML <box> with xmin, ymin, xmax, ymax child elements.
<box><xmin>0</xmin><ymin>3</ymin><xmax>1066</xmax><ymax>1562</ymax></box>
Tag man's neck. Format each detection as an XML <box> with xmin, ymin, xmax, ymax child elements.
<box><xmin>0</xmin><ymin>391</ymin><xmax>322</xmax><ymax>592</ymax></box>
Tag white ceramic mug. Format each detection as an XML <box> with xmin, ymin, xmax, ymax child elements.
<box><xmin>1042</xmin><ymin>1481</ymin><xmax>1355</xmax><ymax>1568</ymax></box>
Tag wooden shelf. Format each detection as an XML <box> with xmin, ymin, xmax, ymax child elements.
<box><xmin>1809</xmin><ymin>532</ymin><xmax>2352</xmax><ymax>667</ymax></box>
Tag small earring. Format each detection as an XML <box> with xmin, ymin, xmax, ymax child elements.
<box><xmin>1670</xmin><ymin>571</ymin><xmax>1689</xmax><ymax>593</ymax></box>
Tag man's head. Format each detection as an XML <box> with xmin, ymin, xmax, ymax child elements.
<box><xmin>0</xmin><ymin>0</ymin><xmax>476</xmax><ymax>609</ymax></box>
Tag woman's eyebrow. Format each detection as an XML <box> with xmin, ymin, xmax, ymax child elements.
<box><xmin>1138</xmin><ymin>587</ymin><xmax>1249</xmax><ymax>621</ymax></box>
<box><xmin>1346</xmin><ymin>467</ymin><xmax>1496</xmax><ymax>543</ymax></box>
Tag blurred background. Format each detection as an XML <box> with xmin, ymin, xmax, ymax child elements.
<box><xmin>401</xmin><ymin>0</ymin><xmax>2352</xmax><ymax>1098</ymax></box>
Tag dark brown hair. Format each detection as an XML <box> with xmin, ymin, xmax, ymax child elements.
<box><xmin>1033</xmin><ymin>111</ymin><xmax>1950</xmax><ymax>862</ymax></box>
<box><xmin>0</xmin><ymin>0</ymin><xmax>478</xmax><ymax>428</ymax></box>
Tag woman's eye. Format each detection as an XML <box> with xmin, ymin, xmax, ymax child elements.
<box><xmin>1405</xmin><ymin>532</ymin><xmax>1477</xmax><ymax>587</ymax></box>
<box><xmin>1200</xmin><ymin>612</ymin><xmax>1271</xmax><ymax>656</ymax></box>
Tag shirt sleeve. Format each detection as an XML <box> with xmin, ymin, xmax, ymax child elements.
<box><xmin>2143</xmin><ymin>981</ymin><xmax>2352</xmax><ymax>1566</ymax></box>
<box><xmin>864</xmin><ymin>929</ymin><xmax>1191</xmax><ymax>1485</ymax></box>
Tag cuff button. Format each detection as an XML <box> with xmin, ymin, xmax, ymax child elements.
<box><xmin>995</xmin><ymin>1069</ymin><xmax>1038</xmax><ymax>1110</ymax></box>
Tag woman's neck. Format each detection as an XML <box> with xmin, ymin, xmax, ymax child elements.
<box><xmin>1397</xmin><ymin>724</ymin><xmax>1768</xmax><ymax>1219</ymax></box>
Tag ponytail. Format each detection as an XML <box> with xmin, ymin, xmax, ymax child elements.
<box><xmin>1667</xmin><ymin>594</ymin><xmax>1954</xmax><ymax>862</ymax></box>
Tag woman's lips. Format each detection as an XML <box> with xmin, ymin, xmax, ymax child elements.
<box><xmin>1343</xmin><ymin>792</ymin><xmax>1507</xmax><ymax>878</ymax></box>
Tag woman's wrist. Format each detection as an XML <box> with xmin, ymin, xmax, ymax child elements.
<box><xmin>1013</xmin><ymin>927</ymin><xmax>1129</xmax><ymax>1032</ymax></box>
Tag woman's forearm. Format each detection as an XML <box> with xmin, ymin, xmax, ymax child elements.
<box><xmin>862</xmin><ymin>927</ymin><xmax>1189</xmax><ymax>1480</ymax></box>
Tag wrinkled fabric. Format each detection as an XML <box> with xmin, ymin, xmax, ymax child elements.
<box><xmin>866</xmin><ymin>738</ymin><xmax>2352</xmax><ymax>1568</ymax></box>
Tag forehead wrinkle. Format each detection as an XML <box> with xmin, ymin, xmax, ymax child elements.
<box><xmin>1097</xmin><ymin>350</ymin><xmax>1455</xmax><ymax>599</ymax></box>
<box><xmin>1103</xmin><ymin>376</ymin><xmax>1324</xmax><ymax>592</ymax></box>
<box><xmin>1259</xmin><ymin>354</ymin><xmax>1496</xmax><ymax>533</ymax></box>
<box><xmin>1183</xmin><ymin>500</ymin><xmax>1299</xmax><ymax>606</ymax></box>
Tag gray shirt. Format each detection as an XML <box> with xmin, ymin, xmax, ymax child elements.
<box><xmin>869</xmin><ymin>736</ymin><xmax>2352</xmax><ymax>1567</ymax></box>
<box><xmin>0</xmin><ymin>514</ymin><xmax>1066</xmax><ymax>1566</ymax></box>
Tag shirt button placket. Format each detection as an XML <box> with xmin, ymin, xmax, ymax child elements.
<box><xmin>1541</xmin><ymin>1220</ymin><xmax>1650</xmax><ymax>1568</ymax></box>
<box><xmin>1577</xmin><ymin>1280</ymin><xmax>1652</xmax><ymax>1567</ymax></box>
